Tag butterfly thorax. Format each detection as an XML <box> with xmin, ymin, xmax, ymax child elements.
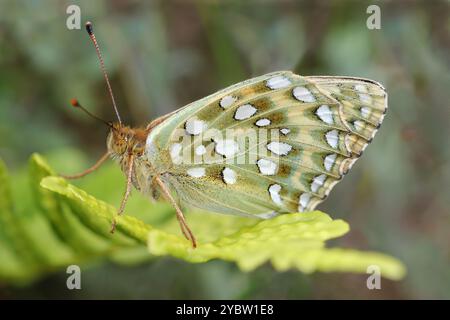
<box><xmin>106</xmin><ymin>123</ymin><xmax>148</xmax><ymax>158</ymax></box>
<box><xmin>106</xmin><ymin>122</ymin><xmax>164</xmax><ymax>198</ymax></box>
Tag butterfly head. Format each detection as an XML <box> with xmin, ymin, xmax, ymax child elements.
<box><xmin>107</xmin><ymin>123</ymin><xmax>149</xmax><ymax>158</ymax></box>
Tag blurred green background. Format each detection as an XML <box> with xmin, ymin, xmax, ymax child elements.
<box><xmin>0</xmin><ymin>0</ymin><xmax>449</xmax><ymax>299</ymax></box>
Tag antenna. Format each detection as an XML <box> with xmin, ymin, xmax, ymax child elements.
<box><xmin>70</xmin><ymin>98</ymin><xmax>112</xmax><ymax>127</ymax></box>
<box><xmin>85</xmin><ymin>21</ymin><xmax>122</xmax><ymax>125</ymax></box>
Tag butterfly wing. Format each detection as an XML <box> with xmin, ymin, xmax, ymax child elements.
<box><xmin>145</xmin><ymin>71</ymin><xmax>387</xmax><ymax>217</ymax></box>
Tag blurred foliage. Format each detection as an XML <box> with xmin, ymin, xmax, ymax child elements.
<box><xmin>0</xmin><ymin>152</ymin><xmax>157</xmax><ymax>285</ymax></box>
<box><xmin>0</xmin><ymin>0</ymin><xmax>449</xmax><ymax>299</ymax></box>
<box><xmin>0</xmin><ymin>153</ymin><xmax>405</xmax><ymax>284</ymax></box>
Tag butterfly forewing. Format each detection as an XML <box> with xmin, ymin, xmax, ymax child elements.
<box><xmin>145</xmin><ymin>71</ymin><xmax>387</xmax><ymax>217</ymax></box>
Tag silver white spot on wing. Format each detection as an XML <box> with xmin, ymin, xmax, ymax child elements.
<box><xmin>325</xmin><ymin>129</ymin><xmax>339</xmax><ymax>149</ymax></box>
<box><xmin>360</xmin><ymin>106</ymin><xmax>371</xmax><ymax>119</ymax></box>
<box><xmin>234</xmin><ymin>104</ymin><xmax>257</xmax><ymax>120</ymax></box>
<box><xmin>222</xmin><ymin>167</ymin><xmax>237</xmax><ymax>185</ymax></box>
<box><xmin>280</xmin><ymin>128</ymin><xmax>290</xmax><ymax>135</ymax></box>
<box><xmin>195</xmin><ymin>145</ymin><xmax>206</xmax><ymax>156</ymax></box>
<box><xmin>255</xmin><ymin>118</ymin><xmax>271</xmax><ymax>127</ymax></box>
<box><xmin>298</xmin><ymin>193</ymin><xmax>311</xmax><ymax>212</ymax></box>
<box><xmin>268</xmin><ymin>184</ymin><xmax>283</xmax><ymax>206</ymax></box>
<box><xmin>354</xmin><ymin>84</ymin><xmax>367</xmax><ymax>93</ymax></box>
<box><xmin>214</xmin><ymin>139</ymin><xmax>239</xmax><ymax>158</ymax></box>
<box><xmin>220</xmin><ymin>95</ymin><xmax>237</xmax><ymax>109</ymax></box>
<box><xmin>267</xmin><ymin>141</ymin><xmax>292</xmax><ymax>156</ymax></box>
<box><xmin>324</xmin><ymin>153</ymin><xmax>337</xmax><ymax>172</ymax></box>
<box><xmin>185</xmin><ymin>117</ymin><xmax>207</xmax><ymax>135</ymax></box>
<box><xmin>311</xmin><ymin>174</ymin><xmax>326</xmax><ymax>193</ymax></box>
<box><xmin>187</xmin><ymin>167</ymin><xmax>205</xmax><ymax>178</ymax></box>
<box><xmin>257</xmin><ymin>158</ymin><xmax>278</xmax><ymax>175</ymax></box>
<box><xmin>293</xmin><ymin>86</ymin><xmax>315</xmax><ymax>103</ymax></box>
<box><xmin>359</xmin><ymin>93</ymin><xmax>372</xmax><ymax>104</ymax></box>
<box><xmin>266</xmin><ymin>75</ymin><xmax>292</xmax><ymax>89</ymax></box>
<box><xmin>315</xmin><ymin>105</ymin><xmax>334</xmax><ymax>125</ymax></box>
<box><xmin>353</xmin><ymin>120</ymin><xmax>365</xmax><ymax>131</ymax></box>
<box><xmin>170</xmin><ymin>143</ymin><xmax>182</xmax><ymax>164</ymax></box>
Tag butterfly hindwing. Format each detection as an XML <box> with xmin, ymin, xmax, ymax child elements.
<box><xmin>145</xmin><ymin>71</ymin><xmax>387</xmax><ymax>217</ymax></box>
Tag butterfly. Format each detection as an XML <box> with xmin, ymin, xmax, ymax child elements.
<box><xmin>63</xmin><ymin>22</ymin><xmax>388</xmax><ymax>248</ymax></box>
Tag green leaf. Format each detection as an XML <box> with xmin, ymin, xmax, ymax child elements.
<box><xmin>148</xmin><ymin>211</ymin><xmax>406</xmax><ymax>280</ymax></box>
<box><xmin>40</xmin><ymin>176</ymin><xmax>150</xmax><ymax>244</ymax></box>
<box><xmin>0</xmin><ymin>153</ymin><xmax>406</xmax><ymax>285</ymax></box>
<box><xmin>39</xmin><ymin>156</ymin><xmax>405</xmax><ymax>281</ymax></box>
<box><xmin>0</xmin><ymin>155</ymin><xmax>76</xmax><ymax>283</ymax></box>
<box><xmin>0</xmin><ymin>158</ymin><xmax>32</xmax><ymax>282</ymax></box>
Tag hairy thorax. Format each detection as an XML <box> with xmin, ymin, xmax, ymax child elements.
<box><xmin>106</xmin><ymin>123</ymin><xmax>158</xmax><ymax>197</ymax></box>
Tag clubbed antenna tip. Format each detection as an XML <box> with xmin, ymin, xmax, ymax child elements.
<box><xmin>85</xmin><ymin>21</ymin><xmax>93</xmax><ymax>35</ymax></box>
<box><xmin>70</xmin><ymin>98</ymin><xmax>80</xmax><ymax>107</ymax></box>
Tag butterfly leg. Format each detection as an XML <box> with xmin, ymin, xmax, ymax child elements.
<box><xmin>60</xmin><ymin>151</ymin><xmax>110</xmax><ymax>179</ymax></box>
<box><xmin>110</xmin><ymin>154</ymin><xmax>134</xmax><ymax>233</ymax></box>
<box><xmin>154</xmin><ymin>176</ymin><xmax>197</xmax><ymax>248</ymax></box>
